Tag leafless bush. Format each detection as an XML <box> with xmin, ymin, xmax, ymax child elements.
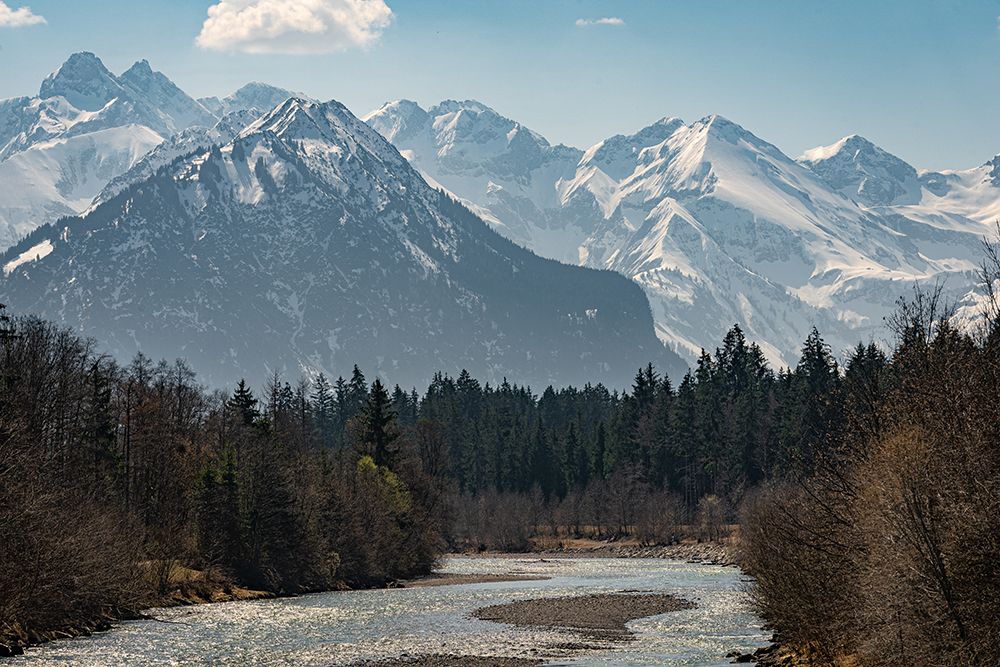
<box><xmin>738</xmin><ymin>481</ymin><xmax>860</xmax><ymax>662</ymax></box>
<box><xmin>694</xmin><ymin>494</ymin><xmax>729</xmax><ymax>542</ymax></box>
<box><xmin>448</xmin><ymin>489</ymin><xmax>533</xmax><ymax>552</ymax></box>
<box><xmin>634</xmin><ymin>490</ymin><xmax>685</xmax><ymax>545</ymax></box>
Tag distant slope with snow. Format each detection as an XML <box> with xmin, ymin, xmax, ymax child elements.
<box><xmin>0</xmin><ymin>98</ymin><xmax>684</xmax><ymax>391</ymax></box>
<box><xmin>0</xmin><ymin>54</ymin><xmax>301</xmax><ymax>252</ymax></box>
<box><xmin>369</xmin><ymin>100</ymin><xmax>996</xmax><ymax>368</ymax></box>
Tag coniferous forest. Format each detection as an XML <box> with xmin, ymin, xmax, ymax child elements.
<box><xmin>0</xmin><ymin>297</ymin><xmax>801</xmax><ymax>642</ymax></box>
<box><xmin>3</xmin><ymin>257</ymin><xmax>1000</xmax><ymax>665</ymax></box>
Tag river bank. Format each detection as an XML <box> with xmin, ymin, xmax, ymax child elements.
<box><xmin>539</xmin><ymin>541</ymin><xmax>738</xmax><ymax>567</ymax></box>
<box><xmin>0</xmin><ymin>571</ymin><xmax>275</xmax><ymax>657</ymax></box>
<box><xmin>2</xmin><ymin>543</ymin><xmax>742</xmax><ymax>660</ymax></box>
<box><xmin>443</xmin><ymin>539</ymin><xmax>737</xmax><ymax>567</ymax></box>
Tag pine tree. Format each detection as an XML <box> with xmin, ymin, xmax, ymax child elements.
<box><xmin>346</xmin><ymin>365</ymin><xmax>367</xmax><ymax>417</ymax></box>
<box><xmin>229</xmin><ymin>379</ymin><xmax>259</xmax><ymax>427</ymax></box>
<box><xmin>311</xmin><ymin>373</ymin><xmax>335</xmax><ymax>448</ymax></box>
<box><xmin>778</xmin><ymin>328</ymin><xmax>843</xmax><ymax>470</ymax></box>
<box><xmin>356</xmin><ymin>378</ymin><xmax>400</xmax><ymax>468</ymax></box>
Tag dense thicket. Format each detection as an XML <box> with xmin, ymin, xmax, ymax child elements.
<box><xmin>0</xmin><ymin>316</ymin><xmax>445</xmax><ymax>643</ymax></box>
<box><xmin>740</xmin><ymin>278</ymin><xmax>1000</xmax><ymax>666</ymax></box>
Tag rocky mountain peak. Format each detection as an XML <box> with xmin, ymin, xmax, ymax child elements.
<box><xmin>798</xmin><ymin>134</ymin><xmax>918</xmax><ymax>207</ymax></box>
<box><xmin>120</xmin><ymin>59</ymin><xmax>155</xmax><ymax>82</ymax></box>
<box><xmin>38</xmin><ymin>52</ymin><xmax>123</xmax><ymax>111</ymax></box>
<box><xmin>584</xmin><ymin>117</ymin><xmax>686</xmax><ymax>179</ymax></box>
<box><xmin>363</xmin><ymin>99</ymin><xmax>430</xmax><ymax>144</ymax></box>
<box><xmin>246</xmin><ymin>97</ymin><xmax>367</xmax><ymax>146</ymax></box>
<box><xmin>199</xmin><ymin>82</ymin><xmax>301</xmax><ymax>118</ymax></box>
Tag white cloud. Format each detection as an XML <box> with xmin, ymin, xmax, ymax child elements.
<box><xmin>0</xmin><ymin>2</ymin><xmax>46</xmax><ymax>27</ymax></box>
<box><xmin>196</xmin><ymin>0</ymin><xmax>393</xmax><ymax>54</ymax></box>
<box><xmin>575</xmin><ymin>17</ymin><xmax>625</xmax><ymax>27</ymax></box>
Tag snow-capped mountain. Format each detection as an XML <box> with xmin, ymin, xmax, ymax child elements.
<box><xmin>198</xmin><ymin>82</ymin><xmax>307</xmax><ymax>118</ymax></box>
<box><xmin>5</xmin><ymin>53</ymin><xmax>999</xmax><ymax>381</ymax></box>
<box><xmin>801</xmin><ymin>135</ymin><xmax>1000</xmax><ymax>228</ymax></box>
<box><xmin>0</xmin><ymin>54</ymin><xmax>298</xmax><ymax>252</ymax></box>
<box><xmin>365</xmin><ymin>100</ymin><xmax>587</xmax><ymax>263</ymax></box>
<box><xmin>797</xmin><ymin>134</ymin><xmax>922</xmax><ymax>207</ymax></box>
<box><xmin>366</xmin><ymin>100</ymin><xmax>993</xmax><ymax>367</ymax></box>
<box><xmin>0</xmin><ymin>98</ymin><xmax>683</xmax><ymax>391</ymax></box>
<box><xmin>89</xmin><ymin>108</ymin><xmax>265</xmax><ymax>209</ymax></box>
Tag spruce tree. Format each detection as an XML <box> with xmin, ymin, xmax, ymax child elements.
<box><xmin>357</xmin><ymin>378</ymin><xmax>400</xmax><ymax>468</ymax></box>
<box><xmin>229</xmin><ymin>379</ymin><xmax>259</xmax><ymax>426</ymax></box>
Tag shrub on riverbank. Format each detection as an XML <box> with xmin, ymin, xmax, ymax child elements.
<box><xmin>740</xmin><ymin>284</ymin><xmax>1000</xmax><ymax>666</ymax></box>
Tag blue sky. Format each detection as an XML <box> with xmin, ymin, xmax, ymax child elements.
<box><xmin>1</xmin><ymin>0</ymin><xmax>999</xmax><ymax>171</ymax></box>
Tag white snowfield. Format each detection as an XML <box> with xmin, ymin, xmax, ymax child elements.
<box><xmin>365</xmin><ymin>99</ymin><xmax>999</xmax><ymax>369</ymax></box>
<box><xmin>3</xmin><ymin>239</ymin><xmax>53</xmax><ymax>276</ymax></box>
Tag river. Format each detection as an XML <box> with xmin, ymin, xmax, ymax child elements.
<box><xmin>17</xmin><ymin>557</ymin><xmax>768</xmax><ymax>666</ymax></box>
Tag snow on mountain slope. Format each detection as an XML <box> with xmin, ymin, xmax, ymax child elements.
<box><xmin>198</xmin><ymin>82</ymin><xmax>306</xmax><ymax>118</ymax></box>
<box><xmin>601</xmin><ymin>116</ymin><xmax>943</xmax><ymax>364</ymax></box>
<box><xmin>0</xmin><ymin>98</ymin><xmax>683</xmax><ymax>390</ymax></box>
<box><xmin>0</xmin><ymin>124</ymin><xmax>163</xmax><ymax>248</ymax></box>
<box><xmin>798</xmin><ymin>134</ymin><xmax>1000</xmax><ymax>228</ymax></box>
<box><xmin>798</xmin><ymin>134</ymin><xmax>923</xmax><ymax>207</ymax></box>
<box><xmin>89</xmin><ymin>109</ymin><xmax>264</xmax><ymax>209</ymax></box>
<box><xmin>369</xmin><ymin>101</ymin><xmax>993</xmax><ymax>368</ymax></box>
<box><xmin>117</xmin><ymin>59</ymin><xmax>218</xmax><ymax>132</ymax></box>
<box><xmin>37</xmin><ymin>51</ymin><xmax>126</xmax><ymax>113</ymax></box>
<box><xmin>33</xmin><ymin>52</ymin><xmax>215</xmax><ymax>138</ymax></box>
<box><xmin>365</xmin><ymin>100</ymin><xmax>588</xmax><ymax>263</ymax></box>
<box><xmin>0</xmin><ymin>55</ymin><xmax>301</xmax><ymax>252</ymax></box>
<box><xmin>892</xmin><ymin>158</ymin><xmax>1000</xmax><ymax>230</ymax></box>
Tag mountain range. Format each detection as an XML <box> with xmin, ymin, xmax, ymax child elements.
<box><xmin>2</xmin><ymin>52</ymin><xmax>998</xmax><ymax>388</ymax></box>
<box><xmin>0</xmin><ymin>52</ymin><xmax>299</xmax><ymax>251</ymax></box>
<box><xmin>364</xmin><ymin>100</ymin><xmax>995</xmax><ymax>367</ymax></box>
<box><xmin>0</xmin><ymin>63</ymin><xmax>680</xmax><ymax>390</ymax></box>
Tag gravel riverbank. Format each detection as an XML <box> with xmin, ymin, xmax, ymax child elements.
<box><xmin>540</xmin><ymin>542</ymin><xmax>738</xmax><ymax>566</ymax></box>
<box><xmin>362</xmin><ymin>544</ymin><xmax>740</xmax><ymax>667</ymax></box>
<box><xmin>395</xmin><ymin>573</ymin><xmax>548</xmax><ymax>588</ymax></box>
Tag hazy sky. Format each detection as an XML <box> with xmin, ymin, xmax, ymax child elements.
<box><xmin>1</xmin><ymin>0</ymin><xmax>999</xmax><ymax>171</ymax></box>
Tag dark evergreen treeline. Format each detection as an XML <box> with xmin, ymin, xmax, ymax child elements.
<box><xmin>407</xmin><ymin>324</ymin><xmax>840</xmax><ymax>535</ymax></box>
<box><xmin>0</xmin><ymin>312</ymin><xmax>446</xmax><ymax>645</ymax></box>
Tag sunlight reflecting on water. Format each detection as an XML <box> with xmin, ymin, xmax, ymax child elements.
<box><xmin>18</xmin><ymin>558</ymin><xmax>767</xmax><ymax>667</ymax></box>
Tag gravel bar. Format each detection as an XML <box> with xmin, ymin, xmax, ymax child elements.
<box><xmin>352</xmin><ymin>656</ymin><xmax>543</xmax><ymax>667</ymax></box>
<box><xmin>354</xmin><ymin>591</ymin><xmax>695</xmax><ymax>667</ymax></box>
<box><xmin>473</xmin><ymin>591</ymin><xmax>696</xmax><ymax>638</ymax></box>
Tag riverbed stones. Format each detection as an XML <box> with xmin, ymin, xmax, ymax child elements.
<box><xmin>473</xmin><ymin>591</ymin><xmax>696</xmax><ymax>638</ymax></box>
<box><xmin>540</xmin><ymin>543</ymin><xmax>738</xmax><ymax>566</ymax></box>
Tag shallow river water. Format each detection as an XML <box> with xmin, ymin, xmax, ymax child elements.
<box><xmin>18</xmin><ymin>557</ymin><xmax>768</xmax><ymax>667</ymax></box>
